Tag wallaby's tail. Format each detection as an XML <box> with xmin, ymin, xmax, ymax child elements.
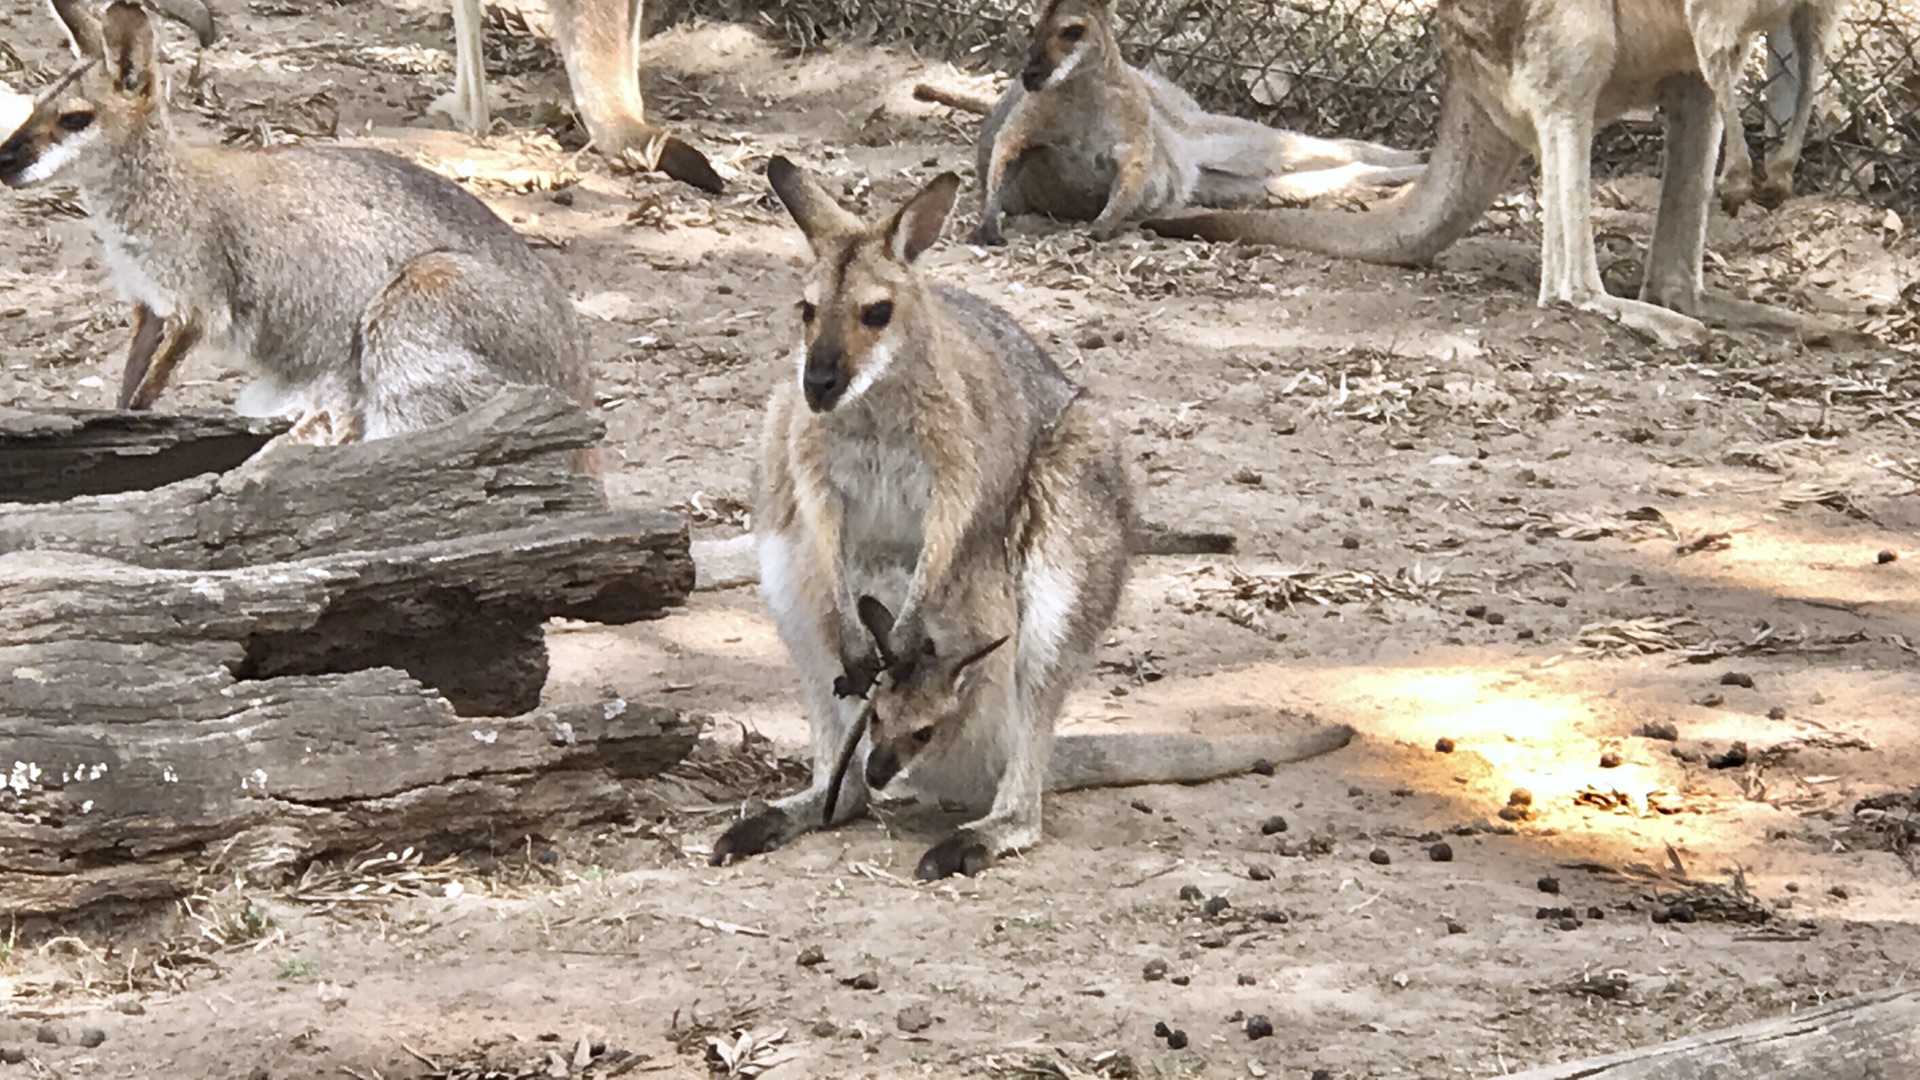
<box><xmin>1143</xmin><ymin>82</ymin><xmax>1524</xmax><ymax>266</ymax></box>
<box><xmin>914</xmin><ymin>82</ymin><xmax>996</xmax><ymax>116</ymax></box>
<box><xmin>1047</xmin><ymin>724</ymin><xmax>1356</xmax><ymax>792</ymax></box>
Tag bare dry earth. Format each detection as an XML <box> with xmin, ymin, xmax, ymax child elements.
<box><xmin>1</xmin><ymin>1</ymin><xmax>1918</xmax><ymax>1077</ymax></box>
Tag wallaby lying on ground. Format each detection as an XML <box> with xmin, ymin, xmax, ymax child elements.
<box><xmin>0</xmin><ymin>0</ymin><xmax>593</xmax><ymax>446</ymax></box>
<box><xmin>1714</xmin><ymin>0</ymin><xmax>1838</xmax><ymax>214</ymax></box>
<box><xmin>1144</xmin><ymin>0</ymin><xmax>1857</xmax><ymax>349</ymax></box>
<box><xmin>436</xmin><ymin>0</ymin><xmax>722</xmax><ymax>192</ymax></box>
<box><xmin>707</xmin><ymin>157</ymin><xmax>1354</xmax><ymax>879</ymax></box>
<box><xmin>966</xmin><ymin>0</ymin><xmax>1424</xmax><ymax>245</ymax></box>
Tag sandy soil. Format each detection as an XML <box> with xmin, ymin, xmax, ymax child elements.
<box><xmin>2</xmin><ymin>1</ymin><xmax>1918</xmax><ymax>1077</ymax></box>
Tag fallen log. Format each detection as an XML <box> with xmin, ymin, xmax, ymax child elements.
<box><xmin>0</xmin><ymin>389</ymin><xmax>691</xmax><ymax>713</ymax></box>
<box><xmin>0</xmin><ymin>406</ymin><xmax>286</xmax><ymax>504</ymax></box>
<box><xmin>1506</xmin><ymin>984</ymin><xmax>1920</xmax><ymax>1078</ymax></box>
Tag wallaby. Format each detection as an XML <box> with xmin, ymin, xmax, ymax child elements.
<box><xmin>435</xmin><ymin>0</ymin><xmax>722</xmax><ymax>193</ymax></box>
<box><xmin>0</xmin><ymin>0</ymin><xmax>593</xmax><ymax>446</ymax></box>
<box><xmin>1144</xmin><ymin>0</ymin><xmax>1854</xmax><ymax>349</ymax></box>
<box><xmin>1714</xmin><ymin>1</ymin><xmax>1837</xmax><ymax>214</ymax></box>
<box><xmin>708</xmin><ymin>157</ymin><xmax>1354</xmax><ymax>879</ymax></box>
<box><xmin>969</xmin><ymin>0</ymin><xmax>1425</xmax><ymax>246</ymax></box>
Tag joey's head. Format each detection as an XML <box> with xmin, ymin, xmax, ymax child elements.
<box><xmin>1020</xmin><ymin>0</ymin><xmax>1114</xmax><ymax>93</ymax></box>
<box><xmin>0</xmin><ymin>0</ymin><xmax>166</xmax><ymax>190</ymax></box>
<box><xmin>854</xmin><ymin>595</ymin><xmax>1009</xmax><ymax>792</ymax></box>
<box><xmin>765</xmin><ymin>156</ymin><xmax>962</xmax><ymax>414</ymax></box>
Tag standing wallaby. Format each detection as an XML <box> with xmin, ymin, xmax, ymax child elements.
<box><xmin>0</xmin><ymin>0</ymin><xmax>592</xmax><ymax>444</ymax></box>
<box><xmin>970</xmin><ymin>0</ymin><xmax>1424</xmax><ymax>245</ymax></box>
<box><xmin>709</xmin><ymin>158</ymin><xmax>1354</xmax><ymax>879</ymax></box>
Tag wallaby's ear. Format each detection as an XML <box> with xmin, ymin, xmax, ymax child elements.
<box><xmin>51</xmin><ymin>0</ymin><xmax>105</xmax><ymax>59</ymax></box>
<box><xmin>766</xmin><ymin>156</ymin><xmax>863</xmax><ymax>255</ymax></box>
<box><xmin>99</xmin><ymin>1</ymin><xmax>155</xmax><ymax>97</ymax></box>
<box><xmin>856</xmin><ymin>595</ymin><xmax>898</xmax><ymax>667</ymax></box>
<box><xmin>882</xmin><ymin>171</ymin><xmax>960</xmax><ymax>264</ymax></box>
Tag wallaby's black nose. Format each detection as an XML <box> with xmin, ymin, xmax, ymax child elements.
<box><xmin>803</xmin><ymin>363</ymin><xmax>849</xmax><ymax>412</ymax></box>
<box><xmin>0</xmin><ymin>139</ymin><xmax>26</xmax><ymax>185</ymax></box>
<box><xmin>865</xmin><ymin>745</ymin><xmax>899</xmax><ymax>790</ymax></box>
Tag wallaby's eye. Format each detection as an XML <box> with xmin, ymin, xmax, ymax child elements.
<box><xmin>1060</xmin><ymin>24</ymin><xmax>1084</xmax><ymax>41</ymax></box>
<box><xmin>861</xmin><ymin>301</ymin><xmax>893</xmax><ymax>329</ymax></box>
<box><xmin>912</xmin><ymin>727</ymin><xmax>934</xmax><ymax>745</ymax></box>
<box><xmin>57</xmin><ymin>111</ymin><xmax>95</xmax><ymax>132</ymax></box>
<box><xmin>799</xmin><ymin>300</ymin><xmax>817</xmax><ymax>324</ymax></box>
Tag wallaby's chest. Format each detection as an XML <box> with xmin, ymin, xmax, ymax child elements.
<box><xmin>822</xmin><ymin>427</ymin><xmax>930</xmax><ymax>563</ymax></box>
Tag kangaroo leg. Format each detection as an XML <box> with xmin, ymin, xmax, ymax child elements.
<box><xmin>1640</xmin><ymin>71</ymin><xmax>1841</xmax><ymax>338</ymax></box>
<box><xmin>971</xmin><ymin>124</ymin><xmax>1027</xmax><ymax>247</ymax></box>
<box><xmin>1756</xmin><ymin>5</ymin><xmax>1823</xmax><ymax>208</ymax></box>
<box><xmin>712</xmin><ymin>527</ymin><xmax>872</xmax><ymax>864</ymax></box>
<box><xmin>430</xmin><ymin>0</ymin><xmax>490</xmax><ymax>135</ymax></box>
<box><xmin>121</xmin><ymin>309</ymin><xmax>202</xmax><ymax>410</ymax></box>
<box><xmin>546</xmin><ymin>0</ymin><xmax>721</xmax><ymax>192</ymax></box>
<box><xmin>145</xmin><ymin>0</ymin><xmax>215</xmax><ymax>45</ymax></box>
<box><xmin>917</xmin><ymin>405</ymin><xmax>1130</xmax><ymax>880</ymax></box>
<box><xmin>1087</xmin><ymin>139</ymin><xmax>1152</xmax><ymax>241</ymax></box>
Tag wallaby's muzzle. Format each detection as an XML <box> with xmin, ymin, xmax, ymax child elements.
<box><xmin>865</xmin><ymin>744</ymin><xmax>901</xmax><ymax>790</ymax></box>
<box><xmin>802</xmin><ymin>350</ymin><xmax>849</xmax><ymax>412</ymax></box>
<box><xmin>0</xmin><ymin>132</ymin><xmax>32</xmax><ymax>188</ymax></box>
<box><xmin>1020</xmin><ymin>46</ymin><xmax>1053</xmax><ymax>93</ymax></box>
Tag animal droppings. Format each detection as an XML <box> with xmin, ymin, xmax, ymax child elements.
<box><xmin>1537</xmin><ymin>876</ymin><xmax>1561</xmax><ymax>894</ymax></box>
<box><xmin>797</xmin><ymin>945</ymin><xmax>826</xmax><ymax>967</ymax></box>
<box><xmin>1142</xmin><ymin>959</ymin><xmax>1168</xmax><ymax>981</ymax></box>
<box><xmin>1599</xmin><ymin>751</ymin><xmax>1622</xmax><ymax>768</ymax></box>
<box><xmin>1165</xmin><ymin>1029</ymin><xmax>1189</xmax><ymax>1049</ymax></box>
<box><xmin>1260</xmin><ymin>814</ymin><xmax>1289</xmax><ymax>835</ymax></box>
<box><xmin>1434</xmin><ymin>737</ymin><xmax>1456</xmax><ymax>753</ymax></box>
<box><xmin>1719</xmin><ymin>671</ymin><xmax>1754</xmax><ymax>688</ymax></box>
<box><xmin>1178</xmin><ymin>884</ymin><xmax>1205</xmax><ymax>902</ymax></box>
<box><xmin>1428</xmin><ymin>842</ymin><xmax>1453</xmax><ymax>862</ymax></box>
<box><xmin>1248</xmin><ymin>864</ymin><xmax>1274</xmax><ymax>881</ymax></box>
<box><xmin>1203</xmin><ymin>895</ymin><xmax>1231</xmax><ymax>918</ymax></box>
<box><xmin>1245</xmin><ymin>1014</ymin><xmax>1274</xmax><ymax>1040</ymax></box>
<box><xmin>1251</xmin><ymin>759</ymin><xmax>1276</xmax><ymax>776</ymax></box>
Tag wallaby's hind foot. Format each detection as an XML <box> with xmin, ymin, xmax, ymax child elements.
<box><xmin>606</xmin><ymin>130</ymin><xmax>724</xmax><ymax>194</ymax></box>
<box><xmin>710</xmin><ymin>806</ymin><xmax>801</xmax><ymax>866</ymax></box>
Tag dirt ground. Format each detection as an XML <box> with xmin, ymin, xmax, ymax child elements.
<box><xmin>3</xmin><ymin>1</ymin><xmax>1920</xmax><ymax>1077</ymax></box>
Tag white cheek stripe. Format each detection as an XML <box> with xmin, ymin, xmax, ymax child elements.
<box><xmin>840</xmin><ymin>339</ymin><xmax>895</xmax><ymax>406</ymax></box>
<box><xmin>1044</xmin><ymin>47</ymin><xmax>1084</xmax><ymax>89</ymax></box>
<box><xmin>11</xmin><ymin>128</ymin><xmax>91</xmax><ymax>185</ymax></box>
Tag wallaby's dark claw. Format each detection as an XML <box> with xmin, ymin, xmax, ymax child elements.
<box><xmin>710</xmin><ymin>807</ymin><xmax>793</xmax><ymax>866</ymax></box>
<box><xmin>915</xmin><ymin>832</ymin><xmax>992</xmax><ymax>880</ymax></box>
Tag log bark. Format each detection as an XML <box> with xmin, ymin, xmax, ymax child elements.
<box><xmin>1507</xmin><ymin>985</ymin><xmax>1920</xmax><ymax>1078</ymax></box>
<box><xmin>0</xmin><ymin>406</ymin><xmax>287</xmax><ymax>504</ymax></box>
<box><xmin>0</xmin><ymin>390</ymin><xmax>692</xmax><ymax>714</ymax></box>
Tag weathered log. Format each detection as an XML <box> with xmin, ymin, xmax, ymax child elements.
<box><xmin>0</xmin><ymin>406</ymin><xmax>287</xmax><ymax>504</ymax></box>
<box><xmin>1506</xmin><ymin>985</ymin><xmax>1920</xmax><ymax>1078</ymax></box>
<box><xmin>0</xmin><ymin>389</ymin><xmax>609</xmax><ymax>569</ymax></box>
<box><xmin>0</xmin><ymin>640</ymin><xmax>700</xmax><ymax>914</ymax></box>
<box><xmin>0</xmin><ymin>390</ymin><xmax>692</xmax><ymax>713</ymax></box>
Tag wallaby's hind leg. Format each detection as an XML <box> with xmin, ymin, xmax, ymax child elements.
<box><xmin>1641</xmin><ymin>72</ymin><xmax>1826</xmax><ymax>337</ymax></box>
<box><xmin>431</xmin><ymin>0</ymin><xmax>490</xmax><ymax>135</ymax></box>
<box><xmin>1521</xmin><ymin>42</ymin><xmax>1710</xmax><ymax>349</ymax></box>
<box><xmin>1756</xmin><ymin>5</ymin><xmax>1823</xmax><ymax>208</ymax></box>
<box><xmin>917</xmin><ymin>406</ymin><xmax>1130</xmax><ymax>880</ymax></box>
<box><xmin>711</xmin><ymin>528</ymin><xmax>873</xmax><ymax>865</ymax></box>
<box><xmin>547</xmin><ymin>0</ymin><xmax>722</xmax><ymax>192</ymax></box>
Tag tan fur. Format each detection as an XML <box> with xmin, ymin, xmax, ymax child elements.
<box><xmin>0</xmin><ymin>0</ymin><xmax>594</xmax><ymax>448</ymax></box>
<box><xmin>1714</xmin><ymin>1</ymin><xmax>1837</xmax><ymax>214</ymax></box>
<box><xmin>436</xmin><ymin>0</ymin><xmax>721</xmax><ymax>192</ymax></box>
<box><xmin>970</xmin><ymin>0</ymin><xmax>1424</xmax><ymax>245</ymax></box>
<box><xmin>1143</xmin><ymin>0</ymin><xmax>1853</xmax><ymax>349</ymax></box>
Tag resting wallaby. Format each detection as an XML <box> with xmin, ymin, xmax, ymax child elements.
<box><xmin>1144</xmin><ymin>0</ymin><xmax>1854</xmax><ymax>349</ymax></box>
<box><xmin>708</xmin><ymin>157</ymin><xmax>1354</xmax><ymax>879</ymax></box>
<box><xmin>970</xmin><ymin>0</ymin><xmax>1424</xmax><ymax>245</ymax></box>
<box><xmin>436</xmin><ymin>0</ymin><xmax>722</xmax><ymax>193</ymax></box>
<box><xmin>1714</xmin><ymin>1</ymin><xmax>1837</xmax><ymax>214</ymax></box>
<box><xmin>0</xmin><ymin>0</ymin><xmax>592</xmax><ymax>444</ymax></box>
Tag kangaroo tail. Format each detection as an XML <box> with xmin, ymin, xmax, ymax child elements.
<box><xmin>913</xmin><ymin>82</ymin><xmax>996</xmax><ymax>116</ymax></box>
<box><xmin>1047</xmin><ymin>724</ymin><xmax>1356</xmax><ymax>792</ymax></box>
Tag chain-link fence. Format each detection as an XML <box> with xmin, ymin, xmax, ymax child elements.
<box><xmin>669</xmin><ymin>0</ymin><xmax>1920</xmax><ymax>214</ymax></box>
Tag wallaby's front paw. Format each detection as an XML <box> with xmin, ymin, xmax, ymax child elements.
<box><xmin>1088</xmin><ymin>222</ymin><xmax>1123</xmax><ymax>243</ymax></box>
<box><xmin>834</xmin><ymin>652</ymin><xmax>885</xmax><ymax>699</ymax></box>
<box><xmin>710</xmin><ymin>807</ymin><xmax>795</xmax><ymax>866</ymax></box>
<box><xmin>916</xmin><ymin>831</ymin><xmax>993</xmax><ymax>880</ymax></box>
<box><xmin>969</xmin><ymin>223</ymin><xmax>1006</xmax><ymax>247</ymax></box>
